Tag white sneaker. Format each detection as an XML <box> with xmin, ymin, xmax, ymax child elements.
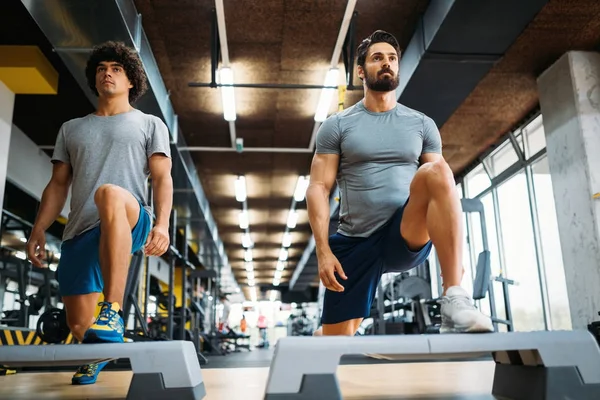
<box><xmin>440</xmin><ymin>286</ymin><xmax>494</xmax><ymax>333</ymax></box>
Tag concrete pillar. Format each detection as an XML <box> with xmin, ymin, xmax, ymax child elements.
<box><xmin>537</xmin><ymin>51</ymin><xmax>600</xmax><ymax>330</ymax></box>
<box><xmin>0</xmin><ymin>80</ymin><xmax>15</xmax><ymax>217</ymax></box>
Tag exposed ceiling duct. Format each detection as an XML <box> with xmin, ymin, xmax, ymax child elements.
<box><xmin>398</xmin><ymin>0</ymin><xmax>548</xmax><ymax>127</ymax></box>
<box><xmin>289</xmin><ymin>0</ymin><xmax>548</xmax><ymax>292</ymax></box>
<box><xmin>20</xmin><ymin>0</ymin><xmax>239</xmax><ymax>293</ymax></box>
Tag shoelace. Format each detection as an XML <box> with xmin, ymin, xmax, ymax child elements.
<box><xmin>96</xmin><ymin>302</ymin><xmax>117</xmax><ymax>325</ymax></box>
<box><xmin>76</xmin><ymin>364</ymin><xmax>97</xmax><ymax>375</ymax></box>
<box><xmin>448</xmin><ymin>294</ymin><xmax>476</xmax><ymax>310</ymax></box>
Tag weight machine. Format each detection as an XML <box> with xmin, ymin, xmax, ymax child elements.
<box><xmin>461</xmin><ymin>198</ymin><xmax>515</xmax><ymax>332</ymax></box>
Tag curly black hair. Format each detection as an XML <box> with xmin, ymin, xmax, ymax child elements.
<box><xmin>356</xmin><ymin>30</ymin><xmax>401</xmax><ymax>70</ymax></box>
<box><xmin>85</xmin><ymin>41</ymin><xmax>148</xmax><ymax>103</ymax></box>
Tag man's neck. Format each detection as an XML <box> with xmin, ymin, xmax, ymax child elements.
<box><xmin>95</xmin><ymin>97</ymin><xmax>132</xmax><ymax>117</ymax></box>
<box><xmin>362</xmin><ymin>89</ymin><xmax>397</xmax><ymax>113</ymax></box>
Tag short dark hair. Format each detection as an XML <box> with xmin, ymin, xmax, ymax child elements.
<box><xmin>85</xmin><ymin>41</ymin><xmax>148</xmax><ymax>103</ymax></box>
<box><xmin>356</xmin><ymin>30</ymin><xmax>401</xmax><ymax>69</ymax></box>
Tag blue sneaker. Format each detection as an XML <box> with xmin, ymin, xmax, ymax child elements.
<box><xmin>71</xmin><ymin>361</ymin><xmax>108</xmax><ymax>385</ymax></box>
<box><xmin>83</xmin><ymin>302</ymin><xmax>125</xmax><ymax>343</ymax></box>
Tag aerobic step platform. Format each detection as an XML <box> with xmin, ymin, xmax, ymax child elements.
<box><xmin>0</xmin><ymin>340</ymin><xmax>205</xmax><ymax>400</ymax></box>
<box><xmin>264</xmin><ymin>330</ymin><xmax>600</xmax><ymax>400</ymax></box>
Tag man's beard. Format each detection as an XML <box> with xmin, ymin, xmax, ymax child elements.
<box><xmin>365</xmin><ymin>68</ymin><xmax>399</xmax><ymax>92</ymax></box>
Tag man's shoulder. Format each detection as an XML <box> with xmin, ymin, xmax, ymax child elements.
<box><xmin>132</xmin><ymin>109</ymin><xmax>169</xmax><ymax>133</ymax></box>
<box><xmin>394</xmin><ymin>102</ymin><xmax>430</xmax><ymax>121</ymax></box>
<box><xmin>62</xmin><ymin>114</ymin><xmax>91</xmax><ymax>128</ymax></box>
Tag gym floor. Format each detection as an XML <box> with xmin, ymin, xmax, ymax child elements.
<box><xmin>0</xmin><ymin>349</ymin><xmax>499</xmax><ymax>399</ymax></box>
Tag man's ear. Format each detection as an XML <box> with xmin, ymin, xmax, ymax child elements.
<box><xmin>357</xmin><ymin>65</ymin><xmax>364</xmax><ymax>82</ymax></box>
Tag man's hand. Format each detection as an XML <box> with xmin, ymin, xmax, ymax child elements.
<box><xmin>317</xmin><ymin>249</ymin><xmax>347</xmax><ymax>292</ymax></box>
<box><xmin>26</xmin><ymin>228</ymin><xmax>47</xmax><ymax>268</ymax></box>
<box><xmin>144</xmin><ymin>225</ymin><xmax>170</xmax><ymax>257</ymax></box>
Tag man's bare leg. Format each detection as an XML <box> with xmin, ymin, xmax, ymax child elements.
<box><xmin>400</xmin><ymin>159</ymin><xmax>462</xmax><ymax>293</ymax></box>
<box><xmin>322</xmin><ymin>317</ymin><xmax>363</xmax><ymax>336</ymax></box>
<box><xmin>94</xmin><ymin>184</ymin><xmax>140</xmax><ymax>308</ymax></box>
<box><xmin>400</xmin><ymin>159</ymin><xmax>492</xmax><ymax>333</ymax></box>
<box><xmin>82</xmin><ymin>184</ymin><xmax>141</xmax><ymax>344</ymax></box>
<box><xmin>63</xmin><ymin>293</ymin><xmax>101</xmax><ymax>341</ymax></box>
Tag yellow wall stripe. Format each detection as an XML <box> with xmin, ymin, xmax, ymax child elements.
<box><xmin>0</xmin><ymin>46</ymin><xmax>59</xmax><ymax>94</ymax></box>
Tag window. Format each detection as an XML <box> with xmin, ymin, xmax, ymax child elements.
<box><xmin>484</xmin><ymin>140</ymin><xmax>519</xmax><ymax>178</ymax></box>
<box><xmin>496</xmin><ymin>172</ymin><xmax>546</xmax><ymax>332</ymax></box>
<box><xmin>523</xmin><ymin>115</ymin><xmax>546</xmax><ymax>159</ymax></box>
<box><xmin>465</xmin><ymin>164</ymin><xmax>490</xmax><ymax>197</ymax></box>
<box><xmin>530</xmin><ymin>157</ymin><xmax>572</xmax><ymax>330</ymax></box>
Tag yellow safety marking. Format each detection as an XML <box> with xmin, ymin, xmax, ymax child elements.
<box><xmin>593</xmin><ymin>192</ymin><xmax>600</xmax><ymax>200</ymax></box>
<box><xmin>0</xmin><ymin>46</ymin><xmax>59</xmax><ymax>94</ymax></box>
<box><xmin>25</xmin><ymin>331</ymin><xmax>35</xmax><ymax>344</ymax></box>
<box><xmin>33</xmin><ymin>335</ymin><xmax>43</xmax><ymax>345</ymax></box>
<box><xmin>14</xmin><ymin>330</ymin><xmax>25</xmax><ymax>345</ymax></box>
<box><xmin>4</xmin><ymin>331</ymin><xmax>14</xmax><ymax>346</ymax></box>
<box><xmin>338</xmin><ymin>85</ymin><xmax>347</xmax><ymax>112</ymax></box>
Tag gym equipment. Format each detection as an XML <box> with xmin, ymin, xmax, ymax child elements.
<box><xmin>461</xmin><ymin>198</ymin><xmax>515</xmax><ymax>332</ymax></box>
<box><xmin>36</xmin><ymin>307</ymin><xmax>69</xmax><ymax>344</ymax></box>
<box><xmin>263</xmin><ymin>330</ymin><xmax>600</xmax><ymax>400</ymax></box>
<box><xmin>384</xmin><ymin>273</ymin><xmax>431</xmax><ymax>302</ymax></box>
<box><xmin>0</xmin><ymin>341</ymin><xmax>206</xmax><ymax>400</ymax></box>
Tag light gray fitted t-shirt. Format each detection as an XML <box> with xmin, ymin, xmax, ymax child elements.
<box><xmin>316</xmin><ymin>100</ymin><xmax>442</xmax><ymax>237</ymax></box>
<box><xmin>51</xmin><ymin>109</ymin><xmax>171</xmax><ymax>242</ymax></box>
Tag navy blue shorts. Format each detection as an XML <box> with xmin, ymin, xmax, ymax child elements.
<box><xmin>56</xmin><ymin>201</ymin><xmax>152</xmax><ymax>297</ymax></box>
<box><xmin>321</xmin><ymin>202</ymin><xmax>433</xmax><ymax>325</ymax></box>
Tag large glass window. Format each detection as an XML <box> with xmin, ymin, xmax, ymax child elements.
<box><xmin>523</xmin><ymin>115</ymin><xmax>546</xmax><ymax>159</ymax></box>
<box><xmin>484</xmin><ymin>140</ymin><xmax>519</xmax><ymax>178</ymax></box>
<box><xmin>465</xmin><ymin>164</ymin><xmax>490</xmax><ymax>197</ymax></box>
<box><xmin>496</xmin><ymin>172</ymin><xmax>546</xmax><ymax>331</ymax></box>
<box><xmin>530</xmin><ymin>157</ymin><xmax>572</xmax><ymax>330</ymax></box>
<box><xmin>456</xmin><ymin>113</ymin><xmax>574</xmax><ymax>333</ymax></box>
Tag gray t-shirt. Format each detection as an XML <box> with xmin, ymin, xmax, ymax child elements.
<box><xmin>52</xmin><ymin>109</ymin><xmax>171</xmax><ymax>241</ymax></box>
<box><xmin>316</xmin><ymin>100</ymin><xmax>442</xmax><ymax>237</ymax></box>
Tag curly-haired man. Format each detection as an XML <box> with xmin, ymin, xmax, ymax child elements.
<box><xmin>26</xmin><ymin>41</ymin><xmax>173</xmax><ymax>384</ymax></box>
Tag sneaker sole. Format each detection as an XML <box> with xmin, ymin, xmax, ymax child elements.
<box><xmin>440</xmin><ymin>322</ymin><xmax>494</xmax><ymax>334</ymax></box>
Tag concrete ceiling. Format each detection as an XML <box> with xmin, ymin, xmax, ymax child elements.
<box><xmin>3</xmin><ymin>0</ymin><xmax>600</xmax><ymax>301</ymax></box>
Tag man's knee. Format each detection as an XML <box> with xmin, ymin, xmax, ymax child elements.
<box><xmin>414</xmin><ymin>159</ymin><xmax>455</xmax><ymax>195</ymax></box>
<box><xmin>94</xmin><ymin>184</ymin><xmax>126</xmax><ymax>209</ymax></box>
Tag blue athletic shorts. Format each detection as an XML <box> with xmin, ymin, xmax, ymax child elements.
<box><xmin>56</xmin><ymin>201</ymin><xmax>152</xmax><ymax>297</ymax></box>
<box><xmin>320</xmin><ymin>200</ymin><xmax>433</xmax><ymax>325</ymax></box>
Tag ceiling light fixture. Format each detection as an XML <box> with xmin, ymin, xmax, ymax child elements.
<box><xmin>314</xmin><ymin>68</ymin><xmax>339</xmax><ymax>122</ymax></box>
<box><xmin>293</xmin><ymin>175</ymin><xmax>310</xmax><ymax>202</ymax></box>
<box><xmin>286</xmin><ymin>210</ymin><xmax>298</xmax><ymax>229</ymax></box>
<box><xmin>238</xmin><ymin>210</ymin><xmax>249</xmax><ymax>229</ymax></box>
<box><xmin>282</xmin><ymin>232</ymin><xmax>292</xmax><ymax>248</ymax></box>
<box><xmin>244</xmin><ymin>249</ymin><xmax>253</xmax><ymax>262</ymax></box>
<box><xmin>279</xmin><ymin>248</ymin><xmax>288</xmax><ymax>261</ymax></box>
<box><xmin>235</xmin><ymin>175</ymin><xmax>246</xmax><ymax>202</ymax></box>
<box><xmin>219</xmin><ymin>67</ymin><xmax>236</xmax><ymax>121</ymax></box>
<box><xmin>242</xmin><ymin>232</ymin><xmax>253</xmax><ymax>248</ymax></box>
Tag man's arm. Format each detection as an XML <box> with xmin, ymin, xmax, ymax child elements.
<box><xmin>149</xmin><ymin>154</ymin><xmax>173</xmax><ymax>229</ymax></box>
<box><xmin>33</xmin><ymin>163</ymin><xmax>72</xmax><ymax>232</ymax></box>
<box><xmin>27</xmin><ymin>162</ymin><xmax>72</xmax><ymax>267</ymax></box>
<box><xmin>306</xmin><ymin>153</ymin><xmax>339</xmax><ymax>256</ymax></box>
<box><xmin>420</xmin><ymin>152</ymin><xmax>443</xmax><ymax>165</ymax></box>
